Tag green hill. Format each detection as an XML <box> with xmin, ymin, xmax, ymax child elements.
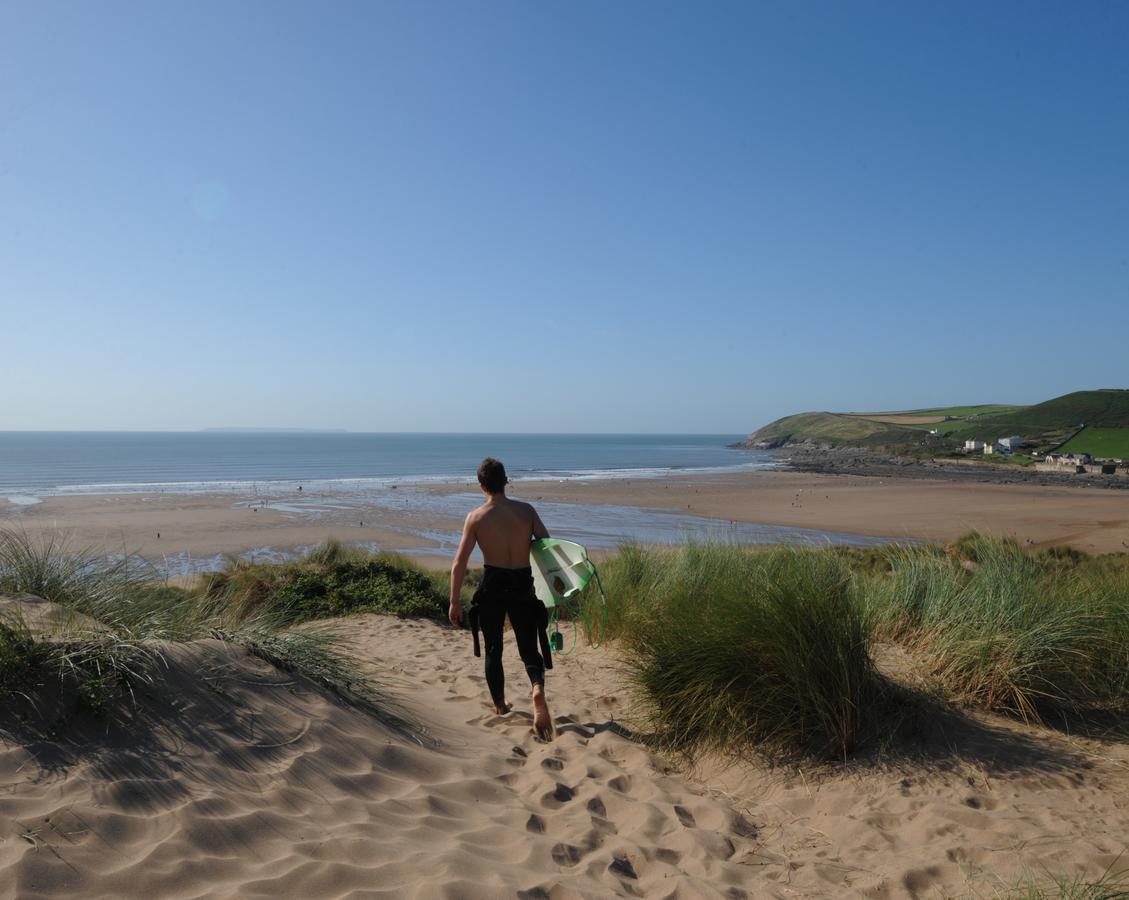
<box><xmin>742</xmin><ymin>389</ymin><xmax>1129</xmax><ymax>458</ymax></box>
<box><xmin>979</xmin><ymin>389</ymin><xmax>1129</xmax><ymax>431</ymax></box>
<box><xmin>744</xmin><ymin>412</ymin><xmax>906</xmax><ymax>448</ymax></box>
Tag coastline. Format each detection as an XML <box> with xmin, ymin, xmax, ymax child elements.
<box><xmin>775</xmin><ymin>446</ymin><xmax>1129</xmax><ymax>489</ymax></box>
<box><xmin>4</xmin><ymin>464</ymin><xmax>1129</xmax><ymax>567</ymax></box>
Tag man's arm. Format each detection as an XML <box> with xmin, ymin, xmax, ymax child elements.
<box><xmin>531</xmin><ymin>506</ymin><xmax>550</xmax><ymax>540</ymax></box>
<box><xmin>449</xmin><ymin>513</ymin><xmax>477</xmax><ymax>626</ymax></box>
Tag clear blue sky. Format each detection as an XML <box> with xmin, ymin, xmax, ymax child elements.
<box><xmin>2</xmin><ymin>1</ymin><xmax>1126</xmax><ymax>432</ymax></box>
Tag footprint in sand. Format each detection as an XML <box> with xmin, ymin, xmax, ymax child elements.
<box><xmin>538</xmin><ymin>783</ymin><xmax>576</xmax><ymax>808</ymax></box>
<box><xmin>674</xmin><ymin>805</ymin><xmax>696</xmax><ymax>828</ymax></box>
<box><xmin>551</xmin><ymin>842</ymin><xmax>584</xmax><ymax>866</ymax></box>
<box><xmin>608</xmin><ymin>853</ymin><xmax>638</xmax><ymax>880</ymax></box>
<box><xmin>608</xmin><ymin>774</ymin><xmax>631</xmax><ymax>794</ymax></box>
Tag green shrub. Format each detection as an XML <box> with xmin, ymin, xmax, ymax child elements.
<box><xmin>202</xmin><ymin>542</ymin><xmax>448</xmax><ymax>627</ymax></box>
<box><xmin>1032</xmin><ymin>544</ymin><xmax>1091</xmax><ymax>570</ymax></box>
<box><xmin>0</xmin><ymin>619</ymin><xmax>44</xmax><ymax>695</ymax></box>
<box><xmin>273</xmin><ymin>557</ymin><xmax>445</xmax><ymax>621</ymax></box>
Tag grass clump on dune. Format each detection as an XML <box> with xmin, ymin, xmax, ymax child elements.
<box><xmin>200</xmin><ymin>540</ymin><xmax>448</xmax><ymax>627</ymax></box>
<box><xmin>606</xmin><ymin>543</ymin><xmax>875</xmax><ymax>759</ymax></box>
<box><xmin>0</xmin><ymin>531</ymin><xmax>428</xmax><ymax>738</ymax></box>
<box><xmin>0</xmin><ymin>529</ymin><xmax>151</xmax><ymax>609</ymax></box>
<box><xmin>863</xmin><ymin>533</ymin><xmax>1129</xmax><ymax>722</ymax></box>
<box><xmin>594</xmin><ymin>535</ymin><xmax>1129</xmax><ymax>759</ymax></box>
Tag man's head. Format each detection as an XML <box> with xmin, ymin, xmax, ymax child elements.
<box><xmin>477</xmin><ymin>457</ymin><xmax>508</xmax><ymax>495</ymax></box>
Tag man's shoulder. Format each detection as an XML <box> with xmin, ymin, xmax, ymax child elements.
<box><xmin>506</xmin><ymin>498</ymin><xmax>537</xmax><ymax>514</ymax></box>
<box><xmin>466</xmin><ymin>502</ymin><xmax>490</xmax><ymax>521</ymax></box>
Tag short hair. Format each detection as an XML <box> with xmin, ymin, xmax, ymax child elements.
<box><xmin>477</xmin><ymin>457</ymin><xmax>508</xmax><ymax>494</ymax></box>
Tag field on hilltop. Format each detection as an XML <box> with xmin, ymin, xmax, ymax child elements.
<box><xmin>742</xmin><ymin>389</ymin><xmax>1129</xmax><ymax>459</ymax></box>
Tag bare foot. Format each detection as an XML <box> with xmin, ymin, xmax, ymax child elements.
<box><xmin>493</xmin><ymin>701</ymin><xmax>513</xmax><ymax>715</ymax></box>
<box><xmin>531</xmin><ymin>686</ymin><xmax>553</xmax><ymax>741</ymax></box>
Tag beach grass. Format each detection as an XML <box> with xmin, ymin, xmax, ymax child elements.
<box><xmin>0</xmin><ymin>530</ymin><xmax>429</xmax><ymax>734</ymax></box>
<box><xmin>580</xmin><ymin>533</ymin><xmax>1128</xmax><ymax>758</ymax></box>
<box><xmin>5</xmin><ymin>526</ymin><xmax>1127</xmax><ymax>760</ymax></box>
<box><xmin>596</xmin><ymin>543</ymin><xmax>876</xmax><ymax>758</ymax></box>
<box><xmin>865</xmin><ymin>534</ymin><xmax>1129</xmax><ymax>722</ymax></box>
<box><xmin>997</xmin><ymin>858</ymin><xmax>1129</xmax><ymax>899</ymax></box>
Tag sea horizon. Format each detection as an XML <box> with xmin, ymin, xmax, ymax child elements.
<box><xmin>0</xmin><ymin>431</ymin><xmax>771</xmax><ymax>501</ymax></box>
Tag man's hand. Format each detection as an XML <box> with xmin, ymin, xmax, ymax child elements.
<box><xmin>449</xmin><ymin>512</ymin><xmax>475</xmax><ymax>628</ymax></box>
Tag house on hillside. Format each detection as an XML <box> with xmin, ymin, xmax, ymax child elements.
<box><xmin>964</xmin><ymin>439</ymin><xmax>984</xmax><ymax>452</ymax></box>
<box><xmin>998</xmin><ymin>436</ymin><xmax>1025</xmax><ymax>450</ymax></box>
<box><xmin>983</xmin><ymin>442</ymin><xmax>1006</xmax><ymax>455</ymax></box>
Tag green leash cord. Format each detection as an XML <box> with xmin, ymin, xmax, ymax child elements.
<box><xmin>547</xmin><ymin>566</ymin><xmax>609</xmax><ymax>656</ymax></box>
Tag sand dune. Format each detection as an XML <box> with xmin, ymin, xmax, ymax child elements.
<box><xmin>3</xmin><ymin>610</ymin><xmax>1128</xmax><ymax>897</ymax></box>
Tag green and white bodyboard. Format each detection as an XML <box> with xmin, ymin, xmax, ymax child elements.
<box><xmin>529</xmin><ymin>538</ymin><xmax>596</xmax><ymax>609</ymax></box>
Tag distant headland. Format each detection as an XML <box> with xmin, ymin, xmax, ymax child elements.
<box><xmin>736</xmin><ymin>389</ymin><xmax>1129</xmax><ymax>487</ymax></box>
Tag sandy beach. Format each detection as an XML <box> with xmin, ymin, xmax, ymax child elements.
<box><xmin>503</xmin><ymin>471</ymin><xmax>1129</xmax><ymax>554</ymax></box>
<box><xmin>3</xmin><ymin>469</ymin><xmax>1129</xmax><ymax>569</ymax></box>
<box><xmin>3</xmin><ymin>604</ymin><xmax>1127</xmax><ymax>897</ymax></box>
<box><xmin>3</xmin><ymin>469</ymin><xmax>1129</xmax><ymax>896</ymax></box>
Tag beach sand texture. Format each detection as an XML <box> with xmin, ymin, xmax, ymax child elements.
<box><xmin>3</xmin><ymin>609</ymin><xmax>1128</xmax><ymax>898</ymax></box>
<box><xmin>5</xmin><ymin>470</ymin><xmax>1129</xmax><ymax>567</ymax></box>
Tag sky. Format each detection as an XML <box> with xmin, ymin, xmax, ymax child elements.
<box><xmin>2</xmin><ymin>1</ymin><xmax>1127</xmax><ymax>433</ymax></box>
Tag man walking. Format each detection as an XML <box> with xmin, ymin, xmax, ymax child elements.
<box><xmin>448</xmin><ymin>458</ymin><xmax>554</xmax><ymax>740</ymax></box>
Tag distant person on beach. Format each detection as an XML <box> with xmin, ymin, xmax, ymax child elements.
<box><xmin>448</xmin><ymin>457</ymin><xmax>555</xmax><ymax>740</ymax></box>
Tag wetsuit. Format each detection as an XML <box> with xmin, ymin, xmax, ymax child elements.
<box><xmin>467</xmin><ymin>565</ymin><xmax>552</xmax><ymax>710</ymax></box>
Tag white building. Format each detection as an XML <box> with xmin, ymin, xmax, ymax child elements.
<box><xmin>984</xmin><ymin>443</ymin><xmax>1006</xmax><ymax>455</ymax></box>
<box><xmin>998</xmin><ymin>435</ymin><xmax>1024</xmax><ymax>450</ymax></box>
<box><xmin>964</xmin><ymin>439</ymin><xmax>985</xmax><ymax>451</ymax></box>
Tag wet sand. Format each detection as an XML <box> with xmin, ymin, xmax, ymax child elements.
<box><xmin>493</xmin><ymin>470</ymin><xmax>1129</xmax><ymax>554</ymax></box>
<box><xmin>3</xmin><ymin>469</ymin><xmax>1128</xmax><ymax>569</ymax></box>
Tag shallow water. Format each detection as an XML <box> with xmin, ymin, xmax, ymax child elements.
<box><xmin>146</xmin><ymin>485</ymin><xmax>900</xmax><ymax>577</ymax></box>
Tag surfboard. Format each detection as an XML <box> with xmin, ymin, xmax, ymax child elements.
<box><xmin>529</xmin><ymin>538</ymin><xmax>597</xmax><ymax>609</ymax></box>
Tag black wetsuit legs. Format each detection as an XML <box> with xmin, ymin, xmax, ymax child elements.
<box><xmin>475</xmin><ymin>566</ymin><xmax>546</xmax><ymax>709</ymax></box>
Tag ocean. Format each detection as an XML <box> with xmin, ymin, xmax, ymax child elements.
<box><xmin>0</xmin><ymin>432</ymin><xmax>768</xmax><ymax>500</ymax></box>
<box><xmin>0</xmin><ymin>433</ymin><xmax>902</xmax><ymax>569</ymax></box>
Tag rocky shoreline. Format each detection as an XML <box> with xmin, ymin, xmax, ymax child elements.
<box><xmin>775</xmin><ymin>447</ymin><xmax>1129</xmax><ymax>490</ymax></box>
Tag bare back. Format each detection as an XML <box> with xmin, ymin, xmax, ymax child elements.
<box><xmin>467</xmin><ymin>496</ymin><xmax>549</xmax><ymax>568</ymax></box>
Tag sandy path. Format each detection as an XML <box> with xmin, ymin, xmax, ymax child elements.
<box><xmin>0</xmin><ymin>619</ymin><xmax>757</xmax><ymax>898</ymax></box>
<box><xmin>3</xmin><ymin>611</ymin><xmax>1128</xmax><ymax>897</ymax></box>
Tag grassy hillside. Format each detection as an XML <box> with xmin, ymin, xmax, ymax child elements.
<box><xmin>978</xmin><ymin>389</ymin><xmax>1129</xmax><ymax>431</ymax></box>
<box><xmin>745</xmin><ymin>412</ymin><xmax>918</xmax><ymax>449</ymax></box>
<box><xmin>743</xmin><ymin>389</ymin><xmax>1129</xmax><ymax>457</ymax></box>
<box><xmin>1059</xmin><ymin>427</ymin><xmax>1129</xmax><ymax>459</ymax></box>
